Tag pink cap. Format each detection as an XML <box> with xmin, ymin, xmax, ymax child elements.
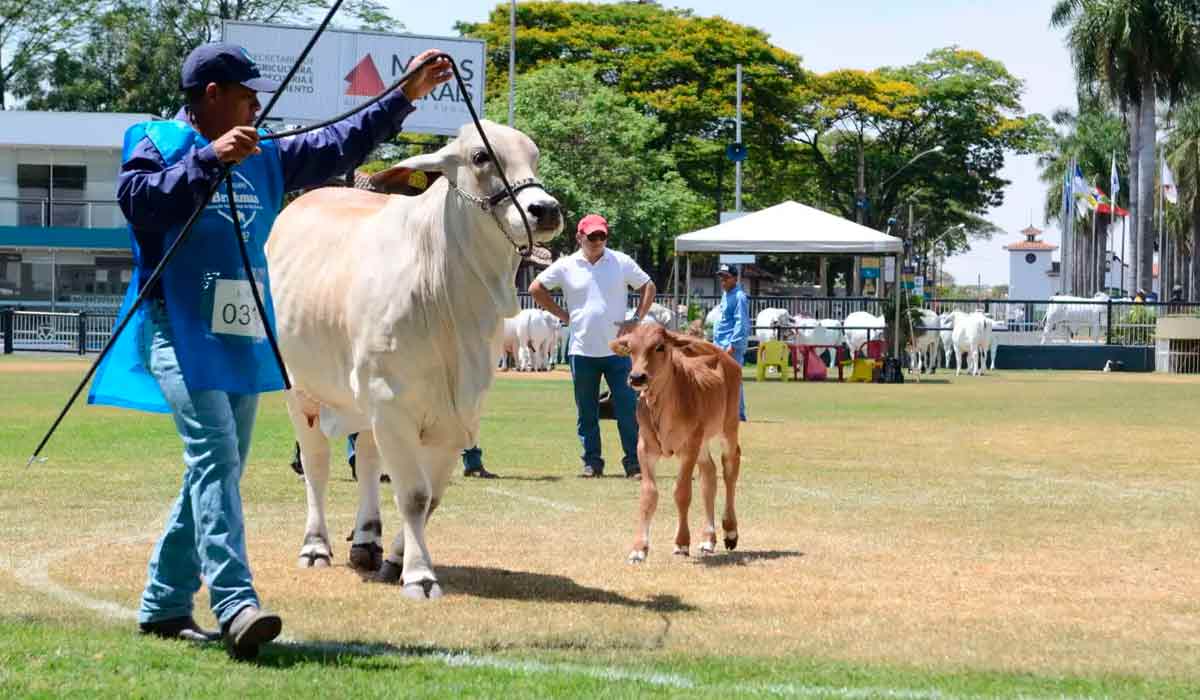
<box><xmin>577</xmin><ymin>214</ymin><xmax>608</xmax><ymax>236</ymax></box>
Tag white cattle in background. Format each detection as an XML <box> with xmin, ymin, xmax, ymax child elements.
<box><xmin>793</xmin><ymin>316</ymin><xmax>844</xmax><ymax>365</ymax></box>
<box><xmin>1040</xmin><ymin>293</ymin><xmax>1109</xmax><ymax>344</ymax></box>
<box><xmin>908</xmin><ymin>308</ymin><xmax>940</xmax><ymax>373</ymax></box>
<box><xmin>755</xmin><ymin>307</ymin><xmax>795</xmax><ymax>343</ymax></box>
<box><xmin>947</xmin><ymin>310</ymin><xmax>987</xmax><ymax>376</ymax></box>
<box><xmin>498</xmin><ymin>315</ymin><xmax>521</xmax><ymax>370</ymax></box>
<box><xmin>843</xmin><ymin>311</ymin><xmax>885</xmax><ymax>357</ymax></box>
<box><xmin>979</xmin><ymin>315</ymin><xmax>1000</xmax><ymax>371</ymax></box>
<box><xmin>937</xmin><ymin>311</ymin><xmax>956</xmax><ymax>369</ymax></box>
<box><xmin>555</xmin><ymin>322</ymin><xmax>571</xmax><ymax>366</ymax></box>
<box><xmin>515</xmin><ymin>308</ymin><xmax>559</xmax><ymax>371</ymax></box>
<box><xmin>626</xmin><ymin>302</ymin><xmax>674</xmax><ymax>327</ymax></box>
<box><xmin>704</xmin><ymin>305</ymin><xmax>722</xmax><ymax>339</ymax></box>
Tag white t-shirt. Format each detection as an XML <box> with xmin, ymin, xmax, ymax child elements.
<box><xmin>535</xmin><ymin>248</ymin><xmax>651</xmax><ymax>357</ymax></box>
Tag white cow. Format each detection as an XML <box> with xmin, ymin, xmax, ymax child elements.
<box><xmin>497</xmin><ymin>315</ymin><xmax>521</xmax><ymax>370</ymax></box>
<box><xmin>979</xmin><ymin>315</ymin><xmax>999</xmax><ymax>371</ymax></box>
<box><xmin>793</xmin><ymin>317</ymin><xmax>844</xmax><ymax>365</ymax></box>
<box><xmin>755</xmin><ymin>307</ymin><xmax>795</xmax><ymax>343</ymax></box>
<box><xmin>843</xmin><ymin>311</ymin><xmax>885</xmax><ymax>357</ymax></box>
<box><xmin>947</xmin><ymin>310</ymin><xmax>987</xmax><ymax>376</ymax></box>
<box><xmin>626</xmin><ymin>302</ymin><xmax>673</xmax><ymax>327</ymax></box>
<box><xmin>1040</xmin><ymin>293</ymin><xmax>1109</xmax><ymax>344</ymax></box>
<box><xmin>267</xmin><ymin>121</ymin><xmax>562</xmax><ymax>598</ymax></box>
<box><xmin>908</xmin><ymin>308</ymin><xmax>940</xmax><ymax>373</ymax></box>
<box><xmin>515</xmin><ymin>308</ymin><xmax>559</xmax><ymax>371</ymax></box>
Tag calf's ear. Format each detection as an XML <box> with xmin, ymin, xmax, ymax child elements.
<box><xmin>372</xmin><ymin>141</ymin><xmax>462</xmax><ymax>187</ymax></box>
<box><xmin>610</xmin><ymin>339</ymin><xmax>632</xmax><ymax>356</ymax></box>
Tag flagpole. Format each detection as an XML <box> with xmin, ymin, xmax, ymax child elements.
<box><xmin>1121</xmin><ymin>214</ymin><xmax>1127</xmax><ymax>295</ymax></box>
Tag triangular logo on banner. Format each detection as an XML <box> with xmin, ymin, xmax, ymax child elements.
<box><xmin>344</xmin><ymin>55</ymin><xmax>385</xmax><ymax>97</ymax></box>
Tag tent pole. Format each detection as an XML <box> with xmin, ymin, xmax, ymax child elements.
<box><xmin>671</xmin><ymin>253</ymin><xmax>680</xmax><ymax>330</ymax></box>
<box><xmin>893</xmin><ymin>253</ymin><xmax>901</xmax><ymax>359</ymax></box>
<box><xmin>685</xmin><ymin>256</ymin><xmax>692</xmax><ymax>331</ymax></box>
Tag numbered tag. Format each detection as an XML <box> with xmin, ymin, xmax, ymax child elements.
<box><xmin>211</xmin><ymin>279</ymin><xmax>266</xmax><ymax>339</ymax></box>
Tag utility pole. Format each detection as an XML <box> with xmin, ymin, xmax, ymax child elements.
<box><xmin>735</xmin><ymin>63</ymin><xmax>743</xmax><ymax>213</ymax></box>
<box><xmin>856</xmin><ymin>141</ymin><xmax>865</xmax><ymax>226</ymax></box>
<box><xmin>507</xmin><ymin>0</ymin><xmax>516</xmax><ymax>127</ymax></box>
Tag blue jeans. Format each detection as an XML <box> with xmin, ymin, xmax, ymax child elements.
<box><xmin>569</xmin><ymin>354</ymin><xmax>639</xmax><ymax>474</ymax></box>
<box><xmin>137</xmin><ymin>301</ymin><xmax>260</xmax><ymax>627</ymax></box>
<box><xmin>730</xmin><ymin>345</ymin><xmax>747</xmax><ymax>422</ymax></box>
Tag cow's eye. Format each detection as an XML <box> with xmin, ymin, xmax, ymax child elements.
<box><xmin>654</xmin><ymin>344</ymin><xmax>665</xmax><ymax>352</ymax></box>
<box><xmin>471</xmin><ymin>150</ymin><xmax>491</xmax><ymax>167</ymax></box>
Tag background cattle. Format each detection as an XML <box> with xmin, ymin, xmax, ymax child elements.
<box><xmin>1041</xmin><ymin>293</ymin><xmax>1109</xmax><ymax>344</ymax></box>
<box><xmin>755</xmin><ymin>307</ymin><xmax>794</xmax><ymax>343</ymax></box>
<box><xmin>498</xmin><ymin>316</ymin><xmax>520</xmax><ymax>371</ymax></box>
<box><xmin>515</xmin><ymin>308</ymin><xmax>560</xmax><ymax>371</ymax></box>
<box><xmin>842</xmin><ymin>311</ymin><xmax>885</xmax><ymax>357</ymax></box>
<box><xmin>908</xmin><ymin>308</ymin><xmax>940</xmax><ymax>373</ymax></box>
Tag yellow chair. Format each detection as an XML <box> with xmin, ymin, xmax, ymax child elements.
<box><xmin>838</xmin><ymin>340</ymin><xmax>884</xmax><ymax>383</ymax></box>
<box><xmin>755</xmin><ymin>340</ymin><xmax>791</xmax><ymax>382</ymax></box>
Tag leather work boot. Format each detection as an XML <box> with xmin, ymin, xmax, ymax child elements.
<box><xmin>138</xmin><ymin>616</ymin><xmax>218</xmax><ymax>643</ymax></box>
<box><xmin>222</xmin><ymin>606</ymin><xmax>282</xmax><ymax>661</ymax></box>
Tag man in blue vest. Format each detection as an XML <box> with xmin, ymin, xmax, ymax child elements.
<box><xmin>88</xmin><ymin>42</ymin><xmax>451</xmax><ymax>659</ymax></box>
<box><xmin>712</xmin><ymin>264</ymin><xmax>750</xmax><ymax>421</ymax></box>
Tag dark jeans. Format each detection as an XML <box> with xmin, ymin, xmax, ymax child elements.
<box><xmin>569</xmin><ymin>353</ymin><xmax>639</xmax><ymax>474</ymax></box>
<box><xmin>462</xmin><ymin>446</ymin><xmax>483</xmax><ymax>470</ymax></box>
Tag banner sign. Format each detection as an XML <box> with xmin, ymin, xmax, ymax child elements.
<box><xmin>222</xmin><ymin>21</ymin><xmax>485</xmax><ymax>136</ymax></box>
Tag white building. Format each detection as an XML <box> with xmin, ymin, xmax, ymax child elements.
<box><xmin>0</xmin><ymin>111</ymin><xmax>157</xmax><ymax>306</ymax></box>
<box><xmin>1004</xmin><ymin>226</ymin><xmax>1059</xmax><ymax>300</ymax></box>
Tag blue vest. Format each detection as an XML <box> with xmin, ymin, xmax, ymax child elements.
<box><xmin>88</xmin><ymin>121</ymin><xmax>285</xmax><ymax>412</ymax></box>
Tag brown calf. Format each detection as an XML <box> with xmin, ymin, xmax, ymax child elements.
<box><xmin>610</xmin><ymin>324</ymin><xmax>742</xmax><ymax>563</ymax></box>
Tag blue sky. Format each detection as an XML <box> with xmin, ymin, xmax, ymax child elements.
<box><xmin>385</xmin><ymin>1</ymin><xmax>1077</xmax><ymax>286</ymax></box>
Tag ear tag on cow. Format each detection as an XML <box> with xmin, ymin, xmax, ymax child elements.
<box><xmin>408</xmin><ymin>171</ymin><xmax>428</xmax><ymax>190</ymax></box>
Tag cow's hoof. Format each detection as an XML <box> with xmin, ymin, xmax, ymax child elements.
<box><xmin>724</xmin><ymin>533</ymin><xmax>739</xmax><ymax>551</ymax></box>
<box><xmin>297</xmin><ymin>551</ymin><xmax>331</xmax><ymax>568</ymax></box>
<box><xmin>375</xmin><ymin>559</ymin><xmax>402</xmax><ymax>584</ymax></box>
<box><xmin>699</xmin><ymin>541</ymin><xmax>716</xmax><ymax>556</ymax></box>
<box><xmin>627</xmin><ymin>549</ymin><xmax>647</xmax><ymax>564</ymax></box>
<box><xmin>349</xmin><ymin>543</ymin><xmax>383</xmax><ymax>573</ymax></box>
<box><xmin>672</xmin><ymin>546</ymin><xmax>689</xmax><ymax>557</ymax></box>
<box><xmin>402</xmin><ymin>579</ymin><xmax>443</xmax><ymax>599</ymax></box>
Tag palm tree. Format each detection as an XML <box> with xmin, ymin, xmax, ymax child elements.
<box><xmin>1052</xmin><ymin>0</ymin><xmax>1200</xmax><ymax>294</ymax></box>
<box><xmin>1165</xmin><ymin>97</ymin><xmax>1200</xmax><ymax>299</ymax></box>
<box><xmin>1038</xmin><ymin>103</ymin><xmax>1128</xmax><ymax>293</ymax></box>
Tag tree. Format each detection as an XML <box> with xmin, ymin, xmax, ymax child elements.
<box><xmin>457</xmin><ymin>1</ymin><xmax>808</xmax><ymax>223</ymax></box>
<box><xmin>484</xmin><ymin>63</ymin><xmax>705</xmax><ymax>283</ymax></box>
<box><xmin>0</xmin><ymin>0</ymin><xmax>98</xmax><ymax>109</ymax></box>
<box><xmin>1052</xmin><ymin>0</ymin><xmax>1200</xmax><ymax>293</ymax></box>
<box><xmin>1037</xmin><ymin>101</ymin><xmax>1129</xmax><ymax>294</ymax></box>
<box><xmin>14</xmin><ymin>0</ymin><xmax>402</xmax><ymax>116</ymax></box>
<box><xmin>1165</xmin><ymin>96</ymin><xmax>1200</xmax><ymax>299</ymax></box>
<box><xmin>791</xmin><ymin>48</ymin><xmax>1050</xmax><ymax>257</ymax></box>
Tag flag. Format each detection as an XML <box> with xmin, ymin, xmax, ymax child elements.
<box><xmin>1091</xmin><ymin>184</ymin><xmax>1109</xmax><ymax>206</ymax></box>
<box><xmin>1161</xmin><ymin>160</ymin><xmax>1178</xmax><ymax>205</ymax></box>
<box><xmin>1072</xmin><ymin>164</ymin><xmax>1095</xmax><ymax>212</ymax></box>
<box><xmin>1110</xmin><ymin>153</ymin><xmax>1120</xmax><ymax>205</ymax></box>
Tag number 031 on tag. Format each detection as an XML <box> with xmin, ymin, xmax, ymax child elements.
<box><xmin>211</xmin><ymin>279</ymin><xmax>267</xmax><ymax>339</ymax></box>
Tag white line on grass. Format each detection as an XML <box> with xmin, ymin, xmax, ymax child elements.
<box><xmin>5</xmin><ymin>533</ymin><xmax>1102</xmax><ymax>700</ymax></box>
<box><xmin>484</xmin><ymin>486</ymin><xmax>580</xmax><ymax>513</ymax></box>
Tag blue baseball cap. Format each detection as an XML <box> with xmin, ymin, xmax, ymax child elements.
<box><xmin>181</xmin><ymin>42</ymin><xmax>279</xmax><ymax>93</ymax></box>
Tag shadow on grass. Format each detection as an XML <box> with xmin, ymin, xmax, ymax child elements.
<box><xmin>484</xmin><ymin>475</ymin><xmax>563</xmax><ymax>483</ymax></box>
<box><xmin>431</xmin><ymin>565</ymin><xmax>697</xmax><ymax>613</ymax></box>
<box><xmin>253</xmin><ymin>639</ymin><xmax>449</xmax><ymax>668</ymax></box>
<box><xmin>693</xmin><ymin>549</ymin><xmax>803</xmax><ymax>568</ymax></box>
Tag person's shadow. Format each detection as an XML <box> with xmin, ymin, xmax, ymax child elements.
<box><xmin>253</xmin><ymin>640</ymin><xmax>445</xmax><ymax>669</ymax></box>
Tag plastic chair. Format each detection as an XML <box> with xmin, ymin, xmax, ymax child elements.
<box><xmin>755</xmin><ymin>340</ymin><xmax>791</xmax><ymax>382</ymax></box>
<box><xmin>840</xmin><ymin>340</ymin><xmax>885</xmax><ymax>383</ymax></box>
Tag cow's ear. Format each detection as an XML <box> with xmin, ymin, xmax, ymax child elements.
<box><xmin>391</xmin><ymin>142</ymin><xmax>461</xmax><ymax>176</ymax></box>
<box><xmin>610</xmin><ymin>338</ymin><xmax>632</xmax><ymax>357</ymax></box>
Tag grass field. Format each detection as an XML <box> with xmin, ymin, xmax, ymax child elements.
<box><xmin>1</xmin><ymin>355</ymin><xmax>1198</xmax><ymax>698</ymax></box>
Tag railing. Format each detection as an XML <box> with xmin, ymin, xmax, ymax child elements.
<box><xmin>5</xmin><ymin>298</ymin><xmax>1198</xmax><ymax>357</ymax></box>
<box><xmin>1</xmin><ymin>310</ymin><xmax>116</xmax><ymax>354</ymax></box>
<box><xmin>0</xmin><ymin>196</ymin><xmax>125</xmax><ymax>229</ymax></box>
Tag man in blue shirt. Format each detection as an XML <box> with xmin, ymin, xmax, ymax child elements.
<box><xmin>91</xmin><ymin>42</ymin><xmax>451</xmax><ymax>659</ymax></box>
<box><xmin>712</xmin><ymin>264</ymin><xmax>750</xmax><ymax>421</ymax></box>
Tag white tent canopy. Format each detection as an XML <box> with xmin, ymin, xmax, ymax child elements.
<box><xmin>674</xmin><ymin>201</ymin><xmax>902</xmax><ymax>254</ymax></box>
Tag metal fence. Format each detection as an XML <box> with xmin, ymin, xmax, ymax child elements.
<box><xmin>1</xmin><ymin>310</ymin><xmax>117</xmax><ymax>354</ymax></box>
<box><xmin>5</xmin><ymin>297</ymin><xmax>1199</xmax><ymax>356</ymax></box>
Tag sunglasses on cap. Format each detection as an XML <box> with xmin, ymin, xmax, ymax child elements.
<box><xmin>585</xmin><ymin>231</ymin><xmax>608</xmax><ymax>242</ymax></box>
